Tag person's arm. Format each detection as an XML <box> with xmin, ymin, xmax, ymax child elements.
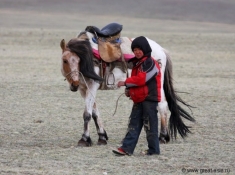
<box><xmin>125</xmin><ymin>58</ymin><xmax>159</xmax><ymax>87</ymax></box>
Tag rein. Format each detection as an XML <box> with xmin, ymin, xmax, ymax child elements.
<box><xmin>77</xmin><ymin>71</ymin><xmax>125</xmax><ymax>117</ymax></box>
<box><xmin>63</xmin><ymin>70</ymin><xmax>79</xmax><ymax>81</ymax></box>
<box><xmin>62</xmin><ymin>49</ymin><xmax>126</xmax><ymax>116</ymax></box>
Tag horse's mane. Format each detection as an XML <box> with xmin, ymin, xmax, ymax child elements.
<box><xmin>67</xmin><ymin>37</ymin><xmax>103</xmax><ymax>82</ymax></box>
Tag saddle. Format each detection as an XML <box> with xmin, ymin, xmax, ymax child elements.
<box><xmin>85</xmin><ymin>23</ymin><xmax>123</xmax><ymax>63</ymax></box>
<box><xmin>85</xmin><ymin>22</ymin><xmax>122</xmax><ymax>38</ymax></box>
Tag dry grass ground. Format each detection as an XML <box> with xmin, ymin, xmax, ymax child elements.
<box><xmin>0</xmin><ymin>0</ymin><xmax>235</xmax><ymax>175</ymax></box>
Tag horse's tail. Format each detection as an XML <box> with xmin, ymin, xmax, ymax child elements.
<box><xmin>163</xmin><ymin>49</ymin><xmax>195</xmax><ymax>139</ymax></box>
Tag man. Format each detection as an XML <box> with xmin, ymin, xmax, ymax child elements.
<box><xmin>112</xmin><ymin>36</ymin><xmax>161</xmax><ymax>156</ymax></box>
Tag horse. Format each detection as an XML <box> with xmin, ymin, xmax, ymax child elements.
<box><xmin>60</xmin><ymin>24</ymin><xmax>195</xmax><ymax>147</ymax></box>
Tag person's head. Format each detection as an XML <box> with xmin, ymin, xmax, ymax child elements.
<box><xmin>131</xmin><ymin>36</ymin><xmax>152</xmax><ymax>59</ymax></box>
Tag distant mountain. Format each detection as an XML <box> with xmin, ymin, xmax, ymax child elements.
<box><xmin>1</xmin><ymin>0</ymin><xmax>235</xmax><ymax>25</ymax></box>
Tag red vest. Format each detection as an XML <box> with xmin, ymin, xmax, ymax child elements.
<box><xmin>125</xmin><ymin>57</ymin><xmax>161</xmax><ymax>103</ymax></box>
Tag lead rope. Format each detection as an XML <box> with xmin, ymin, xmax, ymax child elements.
<box><xmin>79</xmin><ymin>71</ymin><xmax>124</xmax><ymax>117</ymax></box>
<box><xmin>112</xmin><ymin>92</ymin><xmax>125</xmax><ymax>116</ymax></box>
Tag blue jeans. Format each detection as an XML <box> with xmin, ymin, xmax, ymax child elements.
<box><xmin>121</xmin><ymin>101</ymin><xmax>160</xmax><ymax>155</ymax></box>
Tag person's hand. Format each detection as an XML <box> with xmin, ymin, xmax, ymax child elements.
<box><xmin>125</xmin><ymin>88</ymin><xmax>130</xmax><ymax>97</ymax></box>
<box><xmin>117</xmin><ymin>81</ymin><xmax>125</xmax><ymax>87</ymax></box>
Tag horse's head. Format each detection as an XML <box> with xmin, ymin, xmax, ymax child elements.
<box><xmin>60</xmin><ymin>39</ymin><xmax>80</xmax><ymax>92</ymax></box>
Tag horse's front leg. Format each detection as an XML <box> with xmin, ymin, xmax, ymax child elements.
<box><xmin>77</xmin><ymin>82</ymin><xmax>96</xmax><ymax>147</ymax></box>
<box><xmin>77</xmin><ymin>87</ymin><xmax>93</xmax><ymax>147</ymax></box>
<box><xmin>92</xmin><ymin>103</ymin><xmax>108</xmax><ymax>145</ymax></box>
<box><xmin>77</xmin><ymin>109</ymin><xmax>93</xmax><ymax>147</ymax></box>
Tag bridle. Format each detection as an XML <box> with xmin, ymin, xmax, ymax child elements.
<box><xmin>62</xmin><ymin>46</ymin><xmax>80</xmax><ymax>82</ymax></box>
<box><xmin>63</xmin><ymin>70</ymin><xmax>80</xmax><ymax>81</ymax></box>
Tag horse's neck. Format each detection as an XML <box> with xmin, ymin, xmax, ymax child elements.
<box><xmin>120</xmin><ymin>37</ymin><xmax>135</xmax><ymax>60</ymax></box>
<box><xmin>120</xmin><ymin>37</ymin><xmax>133</xmax><ymax>55</ymax></box>
<box><xmin>77</xmin><ymin>32</ymin><xmax>89</xmax><ymax>40</ymax></box>
<box><xmin>85</xmin><ymin>31</ymin><xmax>98</xmax><ymax>50</ymax></box>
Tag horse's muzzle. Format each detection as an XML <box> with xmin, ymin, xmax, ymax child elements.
<box><xmin>70</xmin><ymin>83</ymin><xmax>79</xmax><ymax>92</ymax></box>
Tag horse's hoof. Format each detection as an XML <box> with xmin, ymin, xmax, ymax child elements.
<box><xmin>97</xmin><ymin>139</ymin><xmax>107</xmax><ymax>145</ymax></box>
<box><xmin>159</xmin><ymin>133</ymin><xmax>170</xmax><ymax>144</ymax></box>
<box><xmin>77</xmin><ymin>138</ymin><xmax>92</xmax><ymax>147</ymax></box>
<box><xmin>159</xmin><ymin>137</ymin><xmax>170</xmax><ymax>144</ymax></box>
<box><xmin>159</xmin><ymin>139</ymin><xmax>167</xmax><ymax>144</ymax></box>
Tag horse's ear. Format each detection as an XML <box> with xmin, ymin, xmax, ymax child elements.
<box><xmin>60</xmin><ymin>39</ymin><xmax>66</xmax><ymax>53</ymax></box>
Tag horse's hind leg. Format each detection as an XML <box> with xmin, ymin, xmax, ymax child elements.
<box><xmin>158</xmin><ymin>100</ymin><xmax>170</xmax><ymax>144</ymax></box>
<box><xmin>92</xmin><ymin>103</ymin><xmax>108</xmax><ymax>145</ymax></box>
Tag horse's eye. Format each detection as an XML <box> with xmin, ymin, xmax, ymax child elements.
<box><xmin>63</xmin><ymin>60</ymin><xmax>68</xmax><ymax>64</ymax></box>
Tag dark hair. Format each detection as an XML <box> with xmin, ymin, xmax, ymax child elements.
<box><xmin>67</xmin><ymin>39</ymin><xmax>103</xmax><ymax>82</ymax></box>
<box><xmin>131</xmin><ymin>36</ymin><xmax>152</xmax><ymax>57</ymax></box>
